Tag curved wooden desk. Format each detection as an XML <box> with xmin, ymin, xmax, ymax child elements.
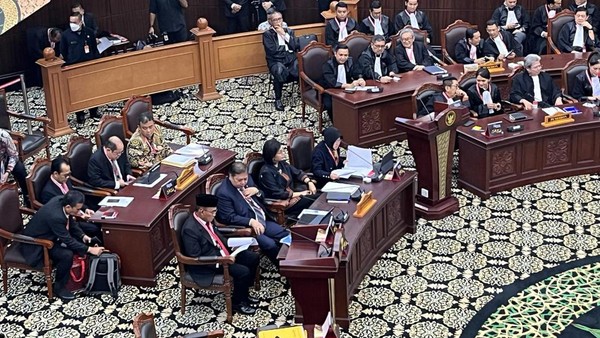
<box><xmin>89</xmin><ymin>147</ymin><xmax>236</xmax><ymax>286</ymax></box>
<box><xmin>280</xmin><ymin>172</ymin><xmax>417</xmax><ymax>329</ymax></box>
<box><xmin>457</xmin><ymin>104</ymin><xmax>600</xmax><ymax>199</ymax></box>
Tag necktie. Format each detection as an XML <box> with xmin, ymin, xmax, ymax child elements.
<box><xmin>374</xmin><ymin>56</ymin><xmax>382</xmax><ymax>78</ymax></box>
<box><xmin>338</xmin><ymin>20</ymin><xmax>348</xmax><ymax>41</ymax></box>
<box><xmin>336</xmin><ymin>64</ymin><xmax>347</xmax><ymax>85</ymax></box>
<box><xmin>592</xmin><ymin>77</ymin><xmax>600</xmax><ymax>96</ymax></box>
<box><xmin>111</xmin><ymin>160</ymin><xmax>121</xmax><ymax>180</ymax></box>
<box><xmin>207</xmin><ymin>223</ymin><xmax>230</xmax><ymax>256</ymax></box>
<box><xmin>409</xmin><ymin>13</ymin><xmax>419</xmax><ymax>29</ymax></box>
<box><xmin>240</xmin><ymin>189</ymin><xmax>266</xmax><ymax>226</ymax></box>
<box><xmin>469</xmin><ymin>44</ymin><xmax>477</xmax><ymax>60</ymax></box>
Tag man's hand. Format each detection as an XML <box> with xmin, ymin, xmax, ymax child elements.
<box><xmin>274</xmin><ymin>25</ymin><xmax>286</xmax><ymax>36</ymax></box>
<box><xmin>330</xmin><ymin>172</ymin><xmax>339</xmax><ymax>180</ymax></box>
<box><xmin>243</xmin><ymin>187</ymin><xmax>259</xmax><ymax>198</ymax></box>
<box><xmin>249</xmin><ymin>219</ymin><xmax>265</xmax><ymax>235</ymax></box>
<box><xmin>583</xmin><ymin>21</ymin><xmax>593</xmax><ymax>30</ymax></box>
<box><xmin>379</xmin><ymin>76</ymin><xmax>392</xmax><ymax>84</ymax></box>
<box><xmin>413</xmin><ymin>65</ymin><xmax>425</xmax><ymax>71</ymax></box>
<box><xmin>149</xmin><ymin>27</ymin><xmax>155</xmax><ymax>35</ymax></box>
<box><xmin>88</xmin><ymin>246</ymin><xmax>105</xmax><ymax>256</ymax></box>
<box><xmin>506</xmin><ymin>23</ymin><xmax>516</xmax><ymax>30</ymax></box>
<box><xmin>355</xmin><ymin>78</ymin><xmax>366</xmax><ymax>86</ymax></box>
<box><xmin>307</xmin><ymin>181</ymin><xmax>317</xmax><ymax>194</ymax></box>
<box><xmin>555</xmin><ymin>97</ymin><xmax>564</xmax><ymax>106</ymax></box>
<box><xmin>0</xmin><ymin>172</ymin><xmax>8</xmax><ymax>183</ymax></box>
<box><xmin>520</xmin><ymin>99</ymin><xmax>533</xmax><ymax>110</ymax></box>
<box><xmin>231</xmin><ymin>3</ymin><xmax>242</xmax><ymax>13</ymax></box>
<box><xmin>118</xmin><ymin>179</ymin><xmax>127</xmax><ymax>188</ymax></box>
<box><xmin>262</xmin><ymin>1</ymin><xmax>273</xmax><ymax>10</ymax></box>
<box><xmin>506</xmin><ymin>51</ymin><xmax>516</xmax><ymax>59</ymax></box>
<box><xmin>486</xmin><ymin>102</ymin><xmax>496</xmax><ymax>109</ymax></box>
<box><xmin>83</xmin><ymin>235</ymin><xmax>92</xmax><ymax>244</ymax></box>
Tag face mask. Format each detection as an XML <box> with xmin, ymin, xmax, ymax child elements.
<box><xmin>70</xmin><ymin>23</ymin><xmax>81</xmax><ymax>32</ymax></box>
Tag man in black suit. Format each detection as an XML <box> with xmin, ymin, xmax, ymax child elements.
<box><xmin>321</xmin><ymin>44</ymin><xmax>365</xmax><ymax>122</ymax></box>
<box><xmin>510</xmin><ymin>54</ymin><xmax>563</xmax><ymax>110</ymax></box>
<box><xmin>568</xmin><ymin>0</ymin><xmax>600</xmax><ymax>34</ymax></box>
<box><xmin>149</xmin><ymin>0</ymin><xmax>188</xmax><ymax>44</ymax></box>
<box><xmin>88</xmin><ymin>136</ymin><xmax>134</xmax><ymax>190</ymax></box>
<box><xmin>26</xmin><ymin>27</ymin><xmax>62</xmax><ymax>86</ymax></box>
<box><xmin>454</xmin><ymin>28</ymin><xmax>488</xmax><ymax>64</ymax></box>
<box><xmin>222</xmin><ymin>0</ymin><xmax>250</xmax><ymax>34</ymax></box>
<box><xmin>41</xmin><ymin>156</ymin><xmax>101</xmax><ymax>238</ymax></box>
<box><xmin>71</xmin><ymin>3</ymin><xmax>99</xmax><ymax>37</ymax></box>
<box><xmin>20</xmin><ymin>191</ymin><xmax>105</xmax><ymax>300</ymax></box>
<box><xmin>182</xmin><ymin>193</ymin><xmax>260</xmax><ymax>315</ymax></box>
<box><xmin>215</xmin><ymin>162</ymin><xmax>288</xmax><ymax>264</ymax></box>
<box><xmin>557</xmin><ymin>7</ymin><xmax>599</xmax><ymax>53</ymax></box>
<box><xmin>394</xmin><ymin>28</ymin><xmax>432</xmax><ymax>72</ymax></box>
<box><xmin>427</xmin><ymin>76</ymin><xmax>470</xmax><ymax>113</ymax></box>
<box><xmin>257</xmin><ymin>0</ymin><xmax>286</xmax><ymax>25</ymax></box>
<box><xmin>358</xmin><ymin>1</ymin><xmax>393</xmax><ymax>42</ymax></box>
<box><xmin>491</xmin><ymin>0</ymin><xmax>530</xmax><ymax>46</ymax></box>
<box><xmin>354</xmin><ymin>34</ymin><xmax>398</xmax><ymax>82</ymax></box>
<box><xmin>530</xmin><ymin>0</ymin><xmax>563</xmax><ymax>54</ymax></box>
<box><xmin>325</xmin><ymin>2</ymin><xmax>357</xmax><ymax>46</ymax></box>
<box><xmin>483</xmin><ymin>20</ymin><xmax>521</xmax><ymax>61</ymax></box>
<box><xmin>262</xmin><ymin>11</ymin><xmax>299</xmax><ymax>111</ymax></box>
<box><xmin>393</xmin><ymin>0</ymin><xmax>433</xmax><ymax>43</ymax></box>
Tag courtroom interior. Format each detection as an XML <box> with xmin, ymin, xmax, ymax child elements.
<box><xmin>2</xmin><ymin>0</ymin><xmax>600</xmax><ymax>337</ymax></box>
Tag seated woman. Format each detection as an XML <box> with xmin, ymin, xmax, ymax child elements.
<box><xmin>312</xmin><ymin>127</ymin><xmax>344</xmax><ymax>189</ymax></box>
<box><xmin>570</xmin><ymin>51</ymin><xmax>600</xmax><ymax>101</ymax></box>
<box><xmin>259</xmin><ymin>138</ymin><xmax>318</xmax><ymax>217</ymax></box>
<box><xmin>467</xmin><ymin>67</ymin><xmax>503</xmax><ymax>118</ymax></box>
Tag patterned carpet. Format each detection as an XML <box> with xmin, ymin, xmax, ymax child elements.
<box><xmin>1</xmin><ymin>74</ymin><xmax>600</xmax><ymax>337</ymax></box>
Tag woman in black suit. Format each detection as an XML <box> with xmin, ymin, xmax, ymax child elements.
<box><xmin>467</xmin><ymin>67</ymin><xmax>503</xmax><ymax>118</ymax></box>
<box><xmin>570</xmin><ymin>52</ymin><xmax>600</xmax><ymax>101</ymax></box>
<box><xmin>312</xmin><ymin>127</ymin><xmax>344</xmax><ymax>189</ymax></box>
<box><xmin>259</xmin><ymin>138</ymin><xmax>318</xmax><ymax>216</ymax></box>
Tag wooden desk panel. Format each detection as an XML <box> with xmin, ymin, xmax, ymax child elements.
<box><xmin>90</xmin><ymin>147</ymin><xmax>236</xmax><ymax>286</ymax></box>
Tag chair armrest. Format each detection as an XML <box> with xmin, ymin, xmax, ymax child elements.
<box><xmin>217</xmin><ymin>227</ymin><xmax>255</xmax><ymax>237</ymax></box>
<box><xmin>0</xmin><ymin>229</ymin><xmax>54</xmax><ymax>249</ymax></box>
<box><xmin>264</xmin><ymin>198</ymin><xmax>290</xmax><ymax>209</ymax></box>
<box><xmin>561</xmin><ymin>92</ymin><xmax>577</xmax><ymax>103</ymax></box>
<box><xmin>300</xmin><ymin>72</ymin><xmax>325</xmax><ymax>93</ymax></box>
<box><xmin>175</xmin><ymin>253</ymin><xmax>233</xmax><ymax>266</ymax></box>
<box><xmin>8</xmin><ymin>130</ymin><xmax>25</xmax><ymax>141</ymax></box>
<box><xmin>71</xmin><ymin>183</ymin><xmax>116</xmax><ymax>197</ymax></box>
<box><xmin>7</xmin><ymin>112</ymin><xmax>51</xmax><ymax>124</ymax></box>
<box><xmin>155</xmin><ymin>120</ymin><xmax>194</xmax><ymax>144</ymax></box>
<box><xmin>19</xmin><ymin>206</ymin><xmax>36</xmax><ymax>215</ymax></box>
<box><xmin>501</xmin><ymin>100</ymin><xmax>523</xmax><ymax>112</ymax></box>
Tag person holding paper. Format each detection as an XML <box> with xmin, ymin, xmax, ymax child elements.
<box><xmin>483</xmin><ymin>20</ymin><xmax>521</xmax><ymax>61</ymax></box>
<box><xmin>358</xmin><ymin>1</ymin><xmax>393</xmax><ymax>42</ymax></box>
<box><xmin>127</xmin><ymin>112</ymin><xmax>172</xmax><ymax>170</ymax></box>
<box><xmin>394</xmin><ymin>28</ymin><xmax>433</xmax><ymax>72</ymax></box>
<box><xmin>455</xmin><ymin>28</ymin><xmax>487</xmax><ymax>65</ymax></box>
<box><xmin>88</xmin><ymin>136</ymin><xmax>135</xmax><ymax>189</ymax></box>
<box><xmin>393</xmin><ymin>0</ymin><xmax>433</xmax><ymax>43</ymax></box>
<box><xmin>529</xmin><ymin>0</ymin><xmax>563</xmax><ymax>55</ymax></box>
<box><xmin>491</xmin><ymin>0</ymin><xmax>530</xmax><ymax>45</ymax></box>
<box><xmin>570</xmin><ymin>51</ymin><xmax>600</xmax><ymax>101</ymax></box>
<box><xmin>467</xmin><ymin>68</ymin><xmax>503</xmax><ymax>118</ymax></box>
<box><xmin>509</xmin><ymin>54</ymin><xmax>563</xmax><ymax>110</ymax></box>
<box><xmin>557</xmin><ymin>7</ymin><xmax>599</xmax><ymax>53</ymax></box>
<box><xmin>325</xmin><ymin>2</ymin><xmax>357</xmax><ymax>47</ymax></box>
<box><xmin>312</xmin><ymin>127</ymin><xmax>345</xmax><ymax>188</ymax></box>
<box><xmin>260</xmin><ymin>138</ymin><xmax>319</xmax><ymax>217</ymax></box>
<box><xmin>355</xmin><ymin>34</ymin><xmax>399</xmax><ymax>82</ymax></box>
<box><xmin>181</xmin><ymin>194</ymin><xmax>260</xmax><ymax>315</ymax></box>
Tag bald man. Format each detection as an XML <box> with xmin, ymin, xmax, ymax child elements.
<box><xmin>87</xmin><ymin>136</ymin><xmax>134</xmax><ymax>189</ymax></box>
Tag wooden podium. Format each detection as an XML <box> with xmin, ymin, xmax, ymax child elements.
<box><xmin>396</xmin><ymin>106</ymin><xmax>469</xmax><ymax>220</ymax></box>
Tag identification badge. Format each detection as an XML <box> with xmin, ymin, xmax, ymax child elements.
<box><xmin>84</xmin><ymin>45</ymin><xmax>90</xmax><ymax>54</ymax></box>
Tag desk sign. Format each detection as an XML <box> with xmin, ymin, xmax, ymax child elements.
<box><xmin>159</xmin><ymin>179</ymin><xmax>177</xmax><ymax>200</ymax></box>
<box><xmin>485</xmin><ymin>121</ymin><xmax>504</xmax><ymax>138</ymax></box>
<box><xmin>541</xmin><ymin>111</ymin><xmax>575</xmax><ymax>128</ymax></box>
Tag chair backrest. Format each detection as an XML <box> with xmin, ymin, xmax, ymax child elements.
<box><xmin>342</xmin><ymin>31</ymin><xmax>371</xmax><ymax>64</ymax></box>
<box><xmin>287</xmin><ymin>128</ymin><xmax>314</xmax><ymax>173</ymax></box>
<box><xmin>411</xmin><ymin>83</ymin><xmax>444</xmax><ymax>118</ymax></box>
<box><xmin>122</xmin><ymin>95</ymin><xmax>153</xmax><ymax>139</ymax></box>
<box><xmin>26</xmin><ymin>158</ymin><xmax>52</xmax><ymax>210</ymax></box>
<box><xmin>95</xmin><ymin>115</ymin><xmax>127</xmax><ymax>149</ymax></box>
<box><xmin>297</xmin><ymin>34</ymin><xmax>318</xmax><ymax>52</ymax></box>
<box><xmin>458</xmin><ymin>71</ymin><xmax>477</xmax><ymax>92</ymax></box>
<box><xmin>298</xmin><ymin>41</ymin><xmax>332</xmax><ymax>88</ymax></box>
<box><xmin>0</xmin><ymin>89</ymin><xmax>11</xmax><ymax>130</ymax></box>
<box><xmin>132</xmin><ymin>313</ymin><xmax>157</xmax><ymax>338</ymax></box>
<box><xmin>441</xmin><ymin>20</ymin><xmax>477</xmax><ymax>64</ymax></box>
<box><xmin>548</xmin><ymin>10</ymin><xmax>574</xmax><ymax>54</ymax></box>
<box><xmin>64</xmin><ymin>136</ymin><xmax>94</xmax><ymax>183</ymax></box>
<box><xmin>0</xmin><ymin>184</ymin><xmax>24</xmax><ymax>248</ymax></box>
<box><xmin>206</xmin><ymin>173</ymin><xmax>227</xmax><ymax>195</ymax></box>
<box><xmin>168</xmin><ymin>204</ymin><xmax>192</xmax><ymax>274</ymax></box>
<box><xmin>244</xmin><ymin>152</ymin><xmax>264</xmax><ymax>184</ymax></box>
<box><xmin>507</xmin><ymin>65</ymin><xmax>525</xmax><ymax>90</ymax></box>
<box><xmin>562</xmin><ymin>58</ymin><xmax>588</xmax><ymax>96</ymax></box>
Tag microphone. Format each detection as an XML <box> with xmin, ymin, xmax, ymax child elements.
<box><xmin>289</xmin><ymin>228</ymin><xmax>333</xmax><ymax>257</ymax></box>
<box><xmin>331</xmin><ymin>206</ymin><xmax>349</xmax><ymax>223</ymax></box>
<box><xmin>524</xmin><ymin>93</ymin><xmax>551</xmax><ymax>108</ymax></box>
<box><xmin>418</xmin><ymin>96</ymin><xmax>434</xmax><ymax>121</ymax></box>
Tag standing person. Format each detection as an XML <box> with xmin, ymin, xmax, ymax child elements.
<box><xmin>467</xmin><ymin>68</ymin><xmax>503</xmax><ymax>118</ymax></box>
<box><xmin>510</xmin><ymin>54</ymin><xmax>563</xmax><ymax>109</ymax></box>
<box><xmin>0</xmin><ymin>128</ymin><xmax>28</xmax><ymax>206</ymax></box>
<box><xmin>222</xmin><ymin>0</ymin><xmax>250</xmax><ymax>34</ymax></box>
<box><xmin>71</xmin><ymin>3</ymin><xmax>99</xmax><ymax>37</ymax></box>
<box><xmin>257</xmin><ymin>0</ymin><xmax>286</xmax><ymax>25</ymax></box>
<box><xmin>60</xmin><ymin>12</ymin><xmax>99</xmax><ymax>124</ymax></box>
<box><xmin>311</xmin><ymin>127</ymin><xmax>344</xmax><ymax>188</ymax></box>
<box><xmin>149</xmin><ymin>0</ymin><xmax>189</xmax><ymax>44</ymax></box>
<box><xmin>491</xmin><ymin>0</ymin><xmax>530</xmax><ymax>46</ymax></box>
<box><xmin>325</xmin><ymin>2</ymin><xmax>357</xmax><ymax>46</ymax></box>
<box><xmin>393</xmin><ymin>0</ymin><xmax>433</xmax><ymax>43</ymax></box>
<box><xmin>26</xmin><ymin>27</ymin><xmax>62</xmax><ymax>86</ymax></box>
<box><xmin>358</xmin><ymin>1</ymin><xmax>393</xmax><ymax>42</ymax></box>
<box><xmin>530</xmin><ymin>0</ymin><xmax>563</xmax><ymax>54</ymax></box>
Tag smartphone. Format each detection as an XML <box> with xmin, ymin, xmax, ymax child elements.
<box><xmin>463</xmin><ymin>120</ymin><xmax>475</xmax><ymax>127</ymax></box>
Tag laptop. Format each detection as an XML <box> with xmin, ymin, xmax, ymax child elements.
<box><xmin>139</xmin><ymin>162</ymin><xmax>161</xmax><ymax>184</ymax></box>
<box><xmin>372</xmin><ymin>150</ymin><xmax>394</xmax><ymax>176</ymax></box>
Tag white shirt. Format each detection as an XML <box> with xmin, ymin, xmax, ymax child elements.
<box><xmin>592</xmin><ymin>76</ymin><xmax>600</xmax><ymax>96</ymax></box>
<box><xmin>532</xmin><ymin>75</ymin><xmax>543</xmax><ymax>102</ymax></box>
<box><xmin>374</xmin><ymin>56</ymin><xmax>382</xmax><ymax>78</ymax></box>
<box><xmin>373</xmin><ymin>18</ymin><xmax>384</xmax><ymax>36</ymax></box>
<box><xmin>506</xmin><ymin>10</ymin><xmax>518</xmax><ymax>26</ymax></box>
<box><xmin>406</xmin><ymin>47</ymin><xmax>416</xmax><ymax>64</ymax></box>
<box><xmin>408</xmin><ymin>12</ymin><xmax>419</xmax><ymax>29</ymax></box>
<box><xmin>336</xmin><ymin>64</ymin><xmax>347</xmax><ymax>86</ymax></box>
<box><xmin>337</xmin><ymin>19</ymin><xmax>348</xmax><ymax>42</ymax></box>
<box><xmin>574</xmin><ymin>24</ymin><xmax>585</xmax><ymax>49</ymax></box>
<box><xmin>494</xmin><ymin>35</ymin><xmax>509</xmax><ymax>55</ymax></box>
<box><xmin>276</xmin><ymin>31</ymin><xmax>290</xmax><ymax>51</ymax></box>
<box><xmin>469</xmin><ymin>44</ymin><xmax>477</xmax><ymax>60</ymax></box>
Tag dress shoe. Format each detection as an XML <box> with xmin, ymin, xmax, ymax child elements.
<box><xmin>54</xmin><ymin>288</ymin><xmax>75</xmax><ymax>301</ymax></box>
<box><xmin>274</xmin><ymin>100</ymin><xmax>284</xmax><ymax>111</ymax></box>
<box><xmin>76</xmin><ymin>112</ymin><xmax>86</xmax><ymax>124</ymax></box>
<box><xmin>247</xmin><ymin>295</ymin><xmax>260</xmax><ymax>305</ymax></box>
<box><xmin>233</xmin><ymin>302</ymin><xmax>256</xmax><ymax>315</ymax></box>
<box><xmin>89</xmin><ymin>108</ymin><xmax>100</xmax><ymax>118</ymax></box>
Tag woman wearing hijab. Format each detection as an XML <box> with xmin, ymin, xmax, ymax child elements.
<box><xmin>312</xmin><ymin>127</ymin><xmax>344</xmax><ymax>188</ymax></box>
<box><xmin>259</xmin><ymin>138</ymin><xmax>319</xmax><ymax>216</ymax></box>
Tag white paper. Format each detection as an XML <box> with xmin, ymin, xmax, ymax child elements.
<box><xmin>227</xmin><ymin>237</ymin><xmax>258</xmax><ymax>248</ymax></box>
<box><xmin>98</xmin><ymin>196</ymin><xmax>134</xmax><ymax>207</ymax></box>
<box><xmin>230</xmin><ymin>244</ymin><xmax>250</xmax><ymax>257</ymax></box>
<box><xmin>542</xmin><ymin>107</ymin><xmax>563</xmax><ymax>115</ymax></box>
<box><xmin>97</xmin><ymin>37</ymin><xmax>114</xmax><ymax>54</ymax></box>
<box><xmin>331</xmin><ymin>168</ymin><xmax>357</xmax><ymax>179</ymax></box>
<box><xmin>321</xmin><ymin>312</ymin><xmax>333</xmax><ymax>338</ymax></box>
<box><xmin>161</xmin><ymin>153</ymin><xmax>196</xmax><ymax>167</ymax></box>
<box><xmin>483</xmin><ymin>90</ymin><xmax>494</xmax><ymax>115</ymax></box>
<box><xmin>354</xmin><ymin>86</ymin><xmax>379</xmax><ymax>91</ymax></box>
<box><xmin>174</xmin><ymin>143</ymin><xmax>209</xmax><ymax>157</ymax></box>
<box><xmin>344</xmin><ymin>145</ymin><xmax>373</xmax><ymax>177</ymax></box>
<box><xmin>132</xmin><ymin>173</ymin><xmax>167</xmax><ymax>187</ymax></box>
<box><xmin>321</xmin><ymin>182</ymin><xmax>360</xmax><ymax>194</ymax></box>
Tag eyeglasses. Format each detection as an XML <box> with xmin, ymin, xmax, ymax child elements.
<box><xmin>202</xmin><ymin>208</ymin><xmax>218</xmax><ymax>215</ymax></box>
<box><xmin>112</xmin><ymin>150</ymin><xmax>124</xmax><ymax>155</ymax></box>
<box><xmin>271</xmin><ymin>17</ymin><xmax>283</xmax><ymax>22</ymax></box>
<box><xmin>373</xmin><ymin>44</ymin><xmax>386</xmax><ymax>49</ymax></box>
<box><xmin>401</xmin><ymin>37</ymin><xmax>413</xmax><ymax>42</ymax></box>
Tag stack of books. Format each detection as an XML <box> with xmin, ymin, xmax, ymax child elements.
<box><xmin>326</xmin><ymin>192</ymin><xmax>351</xmax><ymax>204</ymax></box>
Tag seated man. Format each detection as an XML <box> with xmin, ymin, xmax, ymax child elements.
<box><xmin>321</xmin><ymin>43</ymin><xmax>366</xmax><ymax>122</ymax></box>
<box><xmin>262</xmin><ymin>11</ymin><xmax>299</xmax><ymax>111</ymax></box>
<box><xmin>354</xmin><ymin>34</ymin><xmax>398</xmax><ymax>82</ymax></box>
<box><xmin>530</xmin><ymin>0</ymin><xmax>563</xmax><ymax>54</ymax></box>
<box><xmin>568</xmin><ymin>0</ymin><xmax>600</xmax><ymax>33</ymax></box>
<box><xmin>455</xmin><ymin>28</ymin><xmax>488</xmax><ymax>64</ymax></box>
<box><xmin>394</xmin><ymin>0</ymin><xmax>434</xmax><ymax>43</ymax></box>
<box><xmin>325</xmin><ymin>2</ymin><xmax>357</xmax><ymax>46</ymax></box>
<box><xmin>429</xmin><ymin>76</ymin><xmax>470</xmax><ymax>109</ymax></box>
<box><xmin>215</xmin><ymin>162</ymin><xmax>289</xmax><ymax>264</ymax></box>
<box><xmin>127</xmin><ymin>112</ymin><xmax>172</xmax><ymax>170</ymax></box>
<box><xmin>41</xmin><ymin>156</ymin><xmax>102</xmax><ymax>238</ymax></box>
<box><xmin>491</xmin><ymin>0</ymin><xmax>530</xmax><ymax>45</ymax></box>
<box><xmin>88</xmin><ymin>136</ymin><xmax>134</xmax><ymax>190</ymax></box>
<box><xmin>0</xmin><ymin>128</ymin><xmax>29</xmax><ymax>206</ymax></box>
<box><xmin>258</xmin><ymin>8</ymin><xmax>288</xmax><ymax>31</ymax></box>
<box><xmin>394</xmin><ymin>28</ymin><xmax>432</xmax><ymax>72</ymax></box>
<box><xmin>510</xmin><ymin>54</ymin><xmax>563</xmax><ymax>109</ymax></box>
<box><xmin>558</xmin><ymin>7</ymin><xmax>599</xmax><ymax>53</ymax></box>
<box><xmin>358</xmin><ymin>1</ymin><xmax>392</xmax><ymax>42</ymax></box>
<box><xmin>483</xmin><ymin>20</ymin><xmax>521</xmax><ymax>61</ymax></box>
<box><xmin>20</xmin><ymin>190</ymin><xmax>104</xmax><ymax>300</ymax></box>
<box><xmin>182</xmin><ymin>193</ymin><xmax>260</xmax><ymax>315</ymax></box>
<box><xmin>570</xmin><ymin>51</ymin><xmax>600</xmax><ymax>101</ymax></box>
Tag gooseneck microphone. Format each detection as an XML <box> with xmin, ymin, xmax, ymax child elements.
<box><xmin>288</xmin><ymin>228</ymin><xmax>332</xmax><ymax>258</ymax></box>
<box><xmin>418</xmin><ymin>96</ymin><xmax>434</xmax><ymax>121</ymax></box>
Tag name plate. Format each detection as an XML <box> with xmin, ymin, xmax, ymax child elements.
<box><xmin>485</xmin><ymin>121</ymin><xmax>504</xmax><ymax>138</ymax></box>
<box><xmin>541</xmin><ymin>111</ymin><xmax>575</xmax><ymax>127</ymax></box>
<box><xmin>159</xmin><ymin>179</ymin><xmax>177</xmax><ymax>200</ymax></box>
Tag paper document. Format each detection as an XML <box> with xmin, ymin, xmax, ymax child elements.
<box><xmin>132</xmin><ymin>173</ymin><xmax>167</xmax><ymax>188</ymax></box>
<box><xmin>161</xmin><ymin>154</ymin><xmax>196</xmax><ymax>168</ymax></box>
<box><xmin>227</xmin><ymin>237</ymin><xmax>258</xmax><ymax>248</ymax></box>
<box><xmin>542</xmin><ymin>107</ymin><xmax>564</xmax><ymax>116</ymax></box>
<box><xmin>98</xmin><ymin>196</ymin><xmax>134</xmax><ymax>207</ymax></box>
<box><xmin>321</xmin><ymin>182</ymin><xmax>360</xmax><ymax>194</ymax></box>
<box><xmin>331</xmin><ymin>168</ymin><xmax>359</xmax><ymax>179</ymax></box>
<box><xmin>354</xmin><ymin>85</ymin><xmax>379</xmax><ymax>91</ymax></box>
<box><xmin>279</xmin><ymin>234</ymin><xmax>292</xmax><ymax>246</ymax></box>
<box><xmin>230</xmin><ymin>244</ymin><xmax>250</xmax><ymax>257</ymax></box>
<box><xmin>344</xmin><ymin>145</ymin><xmax>373</xmax><ymax>177</ymax></box>
<box><xmin>97</xmin><ymin>37</ymin><xmax>114</xmax><ymax>54</ymax></box>
<box><xmin>175</xmin><ymin>143</ymin><xmax>209</xmax><ymax>157</ymax></box>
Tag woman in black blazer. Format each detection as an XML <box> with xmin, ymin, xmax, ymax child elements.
<box><xmin>312</xmin><ymin>127</ymin><xmax>344</xmax><ymax>189</ymax></box>
<box><xmin>467</xmin><ymin>67</ymin><xmax>503</xmax><ymax>118</ymax></box>
<box><xmin>570</xmin><ymin>51</ymin><xmax>600</xmax><ymax>101</ymax></box>
<box><xmin>259</xmin><ymin>138</ymin><xmax>318</xmax><ymax>216</ymax></box>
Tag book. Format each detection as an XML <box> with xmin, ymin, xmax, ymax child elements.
<box><xmin>326</xmin><ymin>192</ymin><xmax>350</xmax><ymax>203</ymax></box>
<box><xmin>508</xmin><ymin>112</ymin><xmax>528</xmax><ymax>122</ymax></box>
<box><xmin>423</xmin><ymin>65</ymin><xmax>447</xmax><ymax>75</ymax></box>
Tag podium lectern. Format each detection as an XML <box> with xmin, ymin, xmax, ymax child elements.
<box><xmin>396</xmin><ymin>106</ymin><xmax>469</xmax><ymax>220</ymax></box>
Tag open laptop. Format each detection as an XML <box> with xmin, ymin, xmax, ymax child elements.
<box><xmin>139</xmin><ymin>162</ymin><xmax>161</xmax><ymax>185</ymax></box>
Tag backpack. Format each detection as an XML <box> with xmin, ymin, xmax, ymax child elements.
<box><xmin>85</xmin><ymin>252</ymin><xmax>121</xmax><ymax>299</ymax></box>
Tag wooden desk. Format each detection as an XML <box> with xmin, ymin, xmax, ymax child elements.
<box><xmin>280</xmin><ymin>172</ymin><xmax>417</xmax><ymax>329</ymax></box>
<box><xmin>457</xmin><ymin>104</ymin><xmax>600</xmax><ymax>199</ymax></box>
<box><xmin>90</xmin><ymin>147</ymin><xmax>236</xmax><ymax>286</ymax></box>
<box><xmin>328</xmin><ymin>53</ymin><xmax>587</xmax><ymax>147</ymax></box>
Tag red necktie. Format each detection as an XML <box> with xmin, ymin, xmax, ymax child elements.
<box><xmin>207</xmin><ymin>223</ymin><xmax>230</xmax><ymax>256</ymax></box>
<box><xmin>60</xmin><ymin>182</ymin><xmax>69</xmax><ymax>194</ymax></box>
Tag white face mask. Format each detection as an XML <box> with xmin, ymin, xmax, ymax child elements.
<box><xmin>70</xmin><ymin>23</ymin><xmax>81</xmax><ymax>32</ymax></box>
